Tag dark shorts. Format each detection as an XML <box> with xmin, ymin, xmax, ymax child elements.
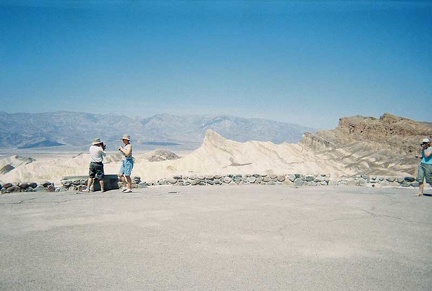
<box><xmin>417</xmin><ymin>163</ymin><xmax>432</xmax><ymax>184</ymax></box>
<box><xmin>89</xmin><ymin>162</ymin><xmax>104</xmax><ymax>179</ymax></box>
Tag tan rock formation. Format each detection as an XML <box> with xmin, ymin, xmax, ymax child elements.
<box><xmin>300</xmin><ymin>113</ymin><xmax>432</xmax><ymax>176</ymax></box>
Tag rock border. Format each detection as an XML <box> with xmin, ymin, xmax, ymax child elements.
<box><xmin>0</xmin><ymin>174</ymin><xmax>421</xmax><ymax>194</ymax></box>
<box><xmin>0</xmin><ymin>181</ymin><xmax>55</xmax><ymax>193</ymax></box>
<box><xmin>145</xmin><ymin>174</ymin><xmax>419</xmax><ymax>188</ymax></box>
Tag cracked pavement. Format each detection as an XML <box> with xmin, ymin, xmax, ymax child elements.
<box><xmin>1</xmin><ymin>185</ymin><xmax>431</xmax><ymax>290</ymax></box>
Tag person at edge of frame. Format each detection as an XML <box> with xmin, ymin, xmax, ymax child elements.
<box><xmin>416</xmin><ymin>137</ymin><xmax>432</xmax><ymax>196</ymax></box>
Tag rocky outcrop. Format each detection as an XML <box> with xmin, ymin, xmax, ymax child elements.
<box><xmin>336</xmin><ymin>113</ymin><xmax>432</xmax><ymax>154</ymax></box>
<box><xmin>300</xmin><ymin>113</ymin><xmax>432</xmax><ymax>177</ymax></box>
<box><xmin>144</xmin><ymin>149</ymin><xmax>180</xmax><ymax>162</ymax></box>
<box><xmin>338</xmin><ymin>113</ymin><xmax>431</xmax><ymax>138</ymax></box>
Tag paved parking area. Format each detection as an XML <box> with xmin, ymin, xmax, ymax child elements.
<box><xmin>1</xmin><ymin>185</ymin><xmax>431</xmax><ymax>290</ymax></box>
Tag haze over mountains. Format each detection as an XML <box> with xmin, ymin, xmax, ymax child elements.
<box><xmin>0</xmin><ymin>111</ymin><xmax>315</xmax><ymax>151</ymax></box>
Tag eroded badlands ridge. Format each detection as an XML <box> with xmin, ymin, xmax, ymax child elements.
<box><xmin>301</xmin><ymin>113</ymin><xmax>432</xmax><ymax>176</ymax></box>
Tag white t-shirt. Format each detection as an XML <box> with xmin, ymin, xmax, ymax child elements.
<box><xmin>89</xmin><ymin>145</ymin><xmax>106</xmax><ymax>163</ymax></box>
<box><xmin>121</xmin><ymin>144</ymin><xmax>133</xmax><ymax>160</ymax></box>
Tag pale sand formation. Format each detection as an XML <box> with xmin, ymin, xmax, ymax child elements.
<box><xmin>0</xmin><ymin>129</ymin><xmax>416</xmax><ymax>185</ymax></box>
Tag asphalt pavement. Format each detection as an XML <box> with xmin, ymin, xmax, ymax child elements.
<box><xmin>1</xmin><ymin>185</ymin><xmax>431</xmax><ymax>290</ymax></box>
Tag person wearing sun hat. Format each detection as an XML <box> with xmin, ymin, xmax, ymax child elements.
<box><xmin>85</xmin><ymin>138</ymin><xmax>107</xmax><ymax>192</ymax></box>
<box><xmin>118</xmin><ymin>134</ymin><xmax>134</xmax><ymax>192</ymax></box>
<box><xmin>417</xmin><ymin>138</ymin><xmax>432</xmax><ymax>196</ymax></box>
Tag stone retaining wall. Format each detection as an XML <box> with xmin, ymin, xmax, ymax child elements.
<box><xmin>60</xmin><ymin>175</ymin><xmax>142</xmax><ymax>192</ymax></box>
<box><xmin>0</xmin><ymin>174</ymin><xmax>421</xmax><ymax>194</ymax></box>
<box><xmin>146</xmin><ymin>174</ymin><xmax>419</xmax><ymax>188</ymax></box>
<box><xmin>0</xmin><ymin>181</ymin><xmax>55</xmax><ymax>194</ymax></box>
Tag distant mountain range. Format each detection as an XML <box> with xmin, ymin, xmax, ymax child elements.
<box><xmin>0</xmin><ymin>111</ymin><xmax>315</xmax><ymax>151</ymax></box>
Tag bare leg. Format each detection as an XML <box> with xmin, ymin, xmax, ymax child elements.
<box><xmin>418</xmin><ymin>182</ymin><xmax>424</xmax><ymax>196</ymax></box>
<box><xmin>126</xmin><ymin>176</ymin><xmax>132</xmax><ymax>190</ymax></box>
<box><xmin>87</xmin><ymin>178</ymin><xmax>94</xmax><ymax>192</ymax></box>
<box><xmin>118</xmin><ymin>174</ymin><xmax>126</xmax><ymax>190</ymax></box>
<box><xmin>100</xmin><ymin>179</ymin><xmax>105</xmax><ymax>192</ymax></box>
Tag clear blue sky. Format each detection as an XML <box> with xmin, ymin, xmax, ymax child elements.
<box><xmin>0</xmin><ymin>0</ymin><xmax>431</xmax><ymax>129</ymax></box>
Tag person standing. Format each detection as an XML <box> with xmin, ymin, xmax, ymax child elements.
<box><xmin>417</xmin><ymin>138</ymin><xmax>432</xmax><ymax>196</ymax></box>
<box><xmin>86</xmin><ymin>138</ymin><xmax>107</xmax><ymax>192</ymax></box>
<box><xmin>118</xmin><ymin>134</ymin><xmax>134</xmax><ymax>193</ymax></box>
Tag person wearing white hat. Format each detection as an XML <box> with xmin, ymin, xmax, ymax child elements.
<box><xmin>86</xmin><ymin>138</ymin><xmax>107</xmax><ymax>192</ymax></box>
<box><xmin>417</xmin><ymin>138</ymin><xmax>432</xmax><ymax>196</ymax></box>
<box><xmin>118</xmin><ymin>134</ymin><xmax>134</xmax><ymax>193</ymax></box>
